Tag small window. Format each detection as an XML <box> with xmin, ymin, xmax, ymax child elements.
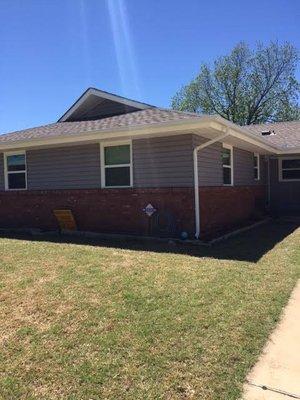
<box><xmin>101</xmin><ymin>142</ymin><xmax>132</xmax><ymax>187</ymax></box>
<box><xmin>5</xmin><ymin>152</ymin><xmax>27</xmax><ymax>190</ymax></box>
<box><xmin>254</xmin><ymin>153</ymin><xmax>260</xmax><ymax>180</ymax></box>
<box><xmin>222</xmin><ymin>144</ymin><xmax>233</xmax><ymax>185</ymax></box>
<box><xmin>280</xmin><ymin>158</ymin><xmax>300</xmax><ymax>181</ymax></box>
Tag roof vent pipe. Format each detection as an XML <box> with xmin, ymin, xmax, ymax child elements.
<box><xmin>261</xmin><ymin>130</ymin><xmax>276</xmax><ymax>136</ymax></box>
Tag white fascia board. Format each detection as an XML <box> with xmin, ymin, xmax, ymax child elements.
<box><xmin>277</xmin><ymin>148</ymin><xmax>300</xmax><ymax>155</ymax></box>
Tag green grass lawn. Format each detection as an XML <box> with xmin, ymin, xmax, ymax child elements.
<box><xmin>0</xmin><ymin>221</ymin><xmax>299</xmax><ymax>400</ymax></box>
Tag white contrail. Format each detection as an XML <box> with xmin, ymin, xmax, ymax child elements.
<box><xmin>79</xmin><ymin>0</ymin><xmax>92</xmax><ymax>84</ymax></box>
<box><xmin>106</xmin><ymin>0</ymin><xmax>141</xmax><ymax>98</ymax></box>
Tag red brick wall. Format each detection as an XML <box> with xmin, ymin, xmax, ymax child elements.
<box><xmin>0</xmin><ymin>188</ymin><xmax>195</xmax><ymax>237</ymax></box>
<box><xmin>0</xmin><ymin>186</ymin><xmax>265</xmax><ymax>239</ymax></box>
<box><xmin>199</xmin><ymin>185</ymin><xmax>266</xmax><ymax>236</ymax></box>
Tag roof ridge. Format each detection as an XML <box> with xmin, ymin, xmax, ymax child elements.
<box><xmin>157</xmin><ymin>106</ymin><xmax>203</xmax><ymax>117</ymax></box>
<box><xmin>249</xmin><ymin>120</ymin><xmax>300</xmax><ymax>127</ymax></box>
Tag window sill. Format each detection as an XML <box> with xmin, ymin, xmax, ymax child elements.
<box><xmin>279</xmin><ymin>179</ymin><xmax>300</xmax><ymax>182</ymax></box>
<box><xmin>5</xmin><ymin>188</ymin><xmax>27</xmax><ymax>191</ymax></box>
<box><xmin>101</xmin><ymin>186</ymin><xmax>133</xmax><ymax>189</ymax></box>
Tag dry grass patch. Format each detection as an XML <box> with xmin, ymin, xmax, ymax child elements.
<box><xmin>0</xmin><ymin>221</ymin><xmax>299</xmax><ymax>399</ymax></box>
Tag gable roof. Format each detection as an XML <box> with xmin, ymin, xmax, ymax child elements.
<box><xmin>0</xmin><ymin>87</ymin><xmax>299</xmax><ymax>154</ymax></box>
<box><xmin>58</xmin><ymin>87</ymin><xmax>154</xmax><ymax>122</ymax></box>
<box><xmin>246</xmin><ymin>121</ymin><xmax>300</xmax><ymax>150</ymax></box>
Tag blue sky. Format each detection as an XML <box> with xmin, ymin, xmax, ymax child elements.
<box><xmin>0</xmin><ymin>0</ymin><xmax>299</xmax><ymax>133</ymax></box>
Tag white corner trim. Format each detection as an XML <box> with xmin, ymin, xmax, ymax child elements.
<box><xmin>100</xmin><ymin>139</ymin><xmax>133</xmax><ymax>188</ymax></box>
<box><xmin>3</xmin><ymin>150</ymin><xmax>27</xmax><ymax>191</ymax></box>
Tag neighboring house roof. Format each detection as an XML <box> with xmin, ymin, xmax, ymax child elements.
<box><xmin>247</xmin><ymin>121</ymin><xmax>300</xmax><ymax>150</ymax></box>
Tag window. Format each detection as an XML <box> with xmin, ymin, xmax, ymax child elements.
<box><xmin>4</xmin><ymin>151</ymin><xmax>27</xmax><ymax>190</ymax></box>
<box><xmin>254</xmin><ymin>153</ymin><xmax>260</xmax><ymax>180</ymax></box>
<box><xmin>101</xmin><ymin>141</ymin><xmax>132</xmax><ymax>187</ymax></box>
<box><xmin>279</xmin><ymin>158</ymin><xmax>300</xmax><ymax>181</ymax></box>
<box><xmin>222</xmin><ymin>144</ymin><xmax>233</xmax><ymax>185</ymax></box>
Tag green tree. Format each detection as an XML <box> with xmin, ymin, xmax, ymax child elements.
<box><xmin>172</xmin><ymin>42</ymin><xmax>300</xmax><ymax>125</ymax></box>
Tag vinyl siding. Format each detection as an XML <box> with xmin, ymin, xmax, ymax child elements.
<box><xmin>270</xmin><ymin>156</ymin><xmax>300</xmax><ymax>213</ymax></box>
<box><xmin>234</xmin><ymin>148</ymin><xmax>265</xmax><ymax>185</ymax></box>
<box><xmin>0</xmin><ymin>134</ymin><xmax>266</xmax><ymax>191</ymax></box>
<box><xmin>193</xmin><ymin>136</ymin><xmax>265</xmax><ymax>187</ymax></box>
<box><xmin>192</xmin><ymin>135</ymin><xmax>223</xmax><ymax>186</ymax></box>
<box><xmin>133</xmin><ymin>135</ymin><xmax>194</xmax><ymax>187</ymax></box>
<box><xmin>27</xmin><ymin>144</ymin><xmax>101</xmax><ymax>190</ymax></box>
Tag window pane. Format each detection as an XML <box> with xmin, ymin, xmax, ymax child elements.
<box><xmin>282</xmin><ymin>159</ymin><xmax>300</xmax><ymax>169</ymax></box>
<box><xmin>104</xmin><ymin>145</ymin><xmax>130</xmax><ymax>165</ymax></box>
<box><xmin>222</xmin><ymin>148</ymin><xmax>231</xmax><ymax>166</ymax></box>
<box><xmin>105</xmin><ymin>167</ymin><xmax>130</xmax><ymax>187</ymax></box>
<box><xmin>8</xmin><ymin>173</ymin><xmax>26</xmax><ymax>189</ymax></box>
<box><xmin>223</xmin><ymin>167</ymin><xmax>231</xmax><ymax>185</ymax></box>
<box><xmin>282</xmin><ymin>170</ymin><xmax>300</xmax><ymax>180</ymax></box>
<box><xmin>7</xmin><ymin>154</ymin><xmax>25</xmax><ymax>171</ymax></box>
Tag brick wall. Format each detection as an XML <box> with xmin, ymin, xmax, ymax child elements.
<box><xmin>0</xmin><ymin>186</ymin><xmax>266</xmax><ymax>239</ymax></box>
<box><xmin>199</xmin><ymin>185</ymin><xmax>266</xmax><ymax>236</ymax></box>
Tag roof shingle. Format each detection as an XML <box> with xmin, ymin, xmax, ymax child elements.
<box><xmin>0</xmin><ymin>108</ymin><xmax>200</xmax><ymax>144</ymax></box>
<box><xmin>246</xmin><ymin>121</ymin><xmax>300</xmax><ymax>150</ymax></box>
<box><xmin>0</xmin><ymin>106</ymin><xmax>300</xmax><ymax>152</ymax></box>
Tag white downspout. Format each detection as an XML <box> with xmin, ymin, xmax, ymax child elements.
<box><xmin>194</xmin><ymin>131</ymin><xmax>230</xmax><ymax>239</ymax></box>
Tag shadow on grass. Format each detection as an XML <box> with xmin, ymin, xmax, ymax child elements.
<box><xmin>0</xmin><ymin>220</ymin><xmax>298</xmax><ymax>263</ymax></box>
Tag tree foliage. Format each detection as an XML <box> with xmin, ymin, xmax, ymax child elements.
<box><xmin>172</xmin><ymin>42</ymin><xmax>300</xmax><ymax>125</ymax></box>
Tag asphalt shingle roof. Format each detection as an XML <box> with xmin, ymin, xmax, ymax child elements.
<box><xmin>0</xmin><ymin>108</ymin><xmax>200</xmax><ymax>144</ymax></box>
<box><xmin>0</xmin><ymin>105</ymin><xmax>299</xmax><ymax>151</ymax></box>
<box><xmin>246</xmin><ymin>121</ymin><xmax>300</xmax><ymax>150</ymax></box>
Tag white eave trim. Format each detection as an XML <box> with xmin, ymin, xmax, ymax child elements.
<box><xmin>58</xmin><ymin>88</ymin><xmax>152</xmax><ymax>122</ymax></box>
<box><xmin>0</xmin><ymin>116</ymin><xmax>288</xmax><ymax>154</ymax></box>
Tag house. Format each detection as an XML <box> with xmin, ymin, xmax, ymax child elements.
<box><xmin>0</xmin><ymin>88</ymin><xmax>299</xmax><ymax>239</ymax></box>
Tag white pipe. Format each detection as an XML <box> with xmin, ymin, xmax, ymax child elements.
<box><xmin>194</xmin><ymin>132</ymin><xmax>230</xmax><ymax>239</ymax></box>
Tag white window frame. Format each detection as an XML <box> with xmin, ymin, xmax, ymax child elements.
<box><xmin>279</xmin><ymin>156</ymin><xmax>300</xmax><ymax>182</ymax></box>
<box><xmin>100</xmin><ymin>140</ymin><xmax>133</xmax><ymax>188</ymax></box>
<box><xmin>222</xmin><ymin>144</ymin><xmax>234</xmax><ymax>186</ymax></box>
<box><xmin>4</xmin><ymin>150</ymin><xmax>27</xmax><ymax>191</ymax></box>
<box><xmin>254</xmin><ymin>153</ymin><xmax>260</xmax><ymax>181</ymax></box>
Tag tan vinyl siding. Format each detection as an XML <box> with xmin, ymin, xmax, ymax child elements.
<box><xmin>133</xmin><ymin>135</ymin><xmax>194</xmax><ymax>187</ymax></box>
<box><xmin>27</xmin><ymin>144</ymin><xmax>101</xmax><ymax>190</ymax></box>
